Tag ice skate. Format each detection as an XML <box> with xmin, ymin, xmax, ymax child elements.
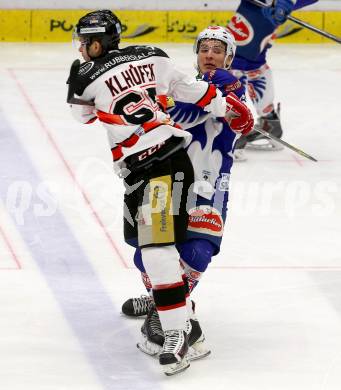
<box><xmin>137</xmin><ymin>306</ymin><xmax>164</xmax><ymax>356</ymax></box>
<box><xmin>121</xmin><ymin>295</ymin><xmax>154</xmax><ymax>317</ymax></box>
<box><xmin>233</xmin><ymin>135</ymin><xmax>247</xmax><ymax>162</ymax></box>
<box><xmin>187</xmin><ymin>318</ymin><xmax>211</xmax><ymax>360</ymax></box>
<box><xmin>233</xmin><ymin>148</ymin><xmax>247</xmax><ymax>161</ymax></box>
<box><xmin>159</xmin><ymin>329</ymin><xmax>190</xmax><ymax>376</ymax></box>
<box><xmin>137</xmin><ymin>306</ymin><xmax>210</xmax><ymax>361</ymax></box>
<box><xmin>246</xmin><ymin>105</ymin><xmax>284</xmax><ymax>151</ymax></box>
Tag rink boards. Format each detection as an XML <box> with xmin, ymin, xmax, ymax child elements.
<box><xmin>0</xmin><ymin>9</ymin><xmax>340</xmax><ymax>43</ymax></box>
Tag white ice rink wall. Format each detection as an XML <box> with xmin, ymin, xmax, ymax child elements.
<box><xmin>0</xmin><ymin>0</ymin><xmax>340</xmax><ymax>43</ymax></box>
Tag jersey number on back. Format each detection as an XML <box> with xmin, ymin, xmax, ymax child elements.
<box><xmin>113</xmin><ymin>87</ymin><xmax>158</xmax><ymax>125</ymax></box>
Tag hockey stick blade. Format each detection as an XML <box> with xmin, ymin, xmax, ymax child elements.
<box><xmin>246</xmin><ymin>0</ymin><xmax>341</xmax><ymax>43</ymax></box>
<box><xmin>255</xmin><ymin>128</ymin><xmax>318</xmax><ymax>162</ymax></box>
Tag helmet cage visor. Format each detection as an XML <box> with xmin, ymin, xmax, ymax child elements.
<box><xmin>73</xmin><ymin>11</ymin><xmax>122</xmax><ymax>57</ymax></box>
<box><xmin>194</xmin><ymin>26</ymin><xmax>236</xmax><ymax>69</ymax></box>
<box><xmin>72</xmin><ymin>26</ymin><xmax>107</xmax><ymax>50</ymax></box>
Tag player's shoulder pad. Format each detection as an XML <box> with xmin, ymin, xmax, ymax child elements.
<box><xmin>72</xmin><ymin>45</ymin><xmax>170</xmax><ymax>94</ymax></box>
<box><xmin>123</xmin><ymin>45</ymin><xmax>169</xmax><ymax>59</ymax></box>
<box><xmin>203</xmin><ymin>68</ymin><xmax>244</xmax><ymax>98</ymax></box>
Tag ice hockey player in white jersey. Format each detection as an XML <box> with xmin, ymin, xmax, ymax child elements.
<box><xmin>68</xmin><ymin>10</ymin><xmax>253</xmax><ymax>376</ymax></box>
<box><xmin>121</xmin><ymin>25</ymin><xmax>253</xmax><ymax>364</ymax></box>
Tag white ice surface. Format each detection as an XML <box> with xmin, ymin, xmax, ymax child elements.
<box><xmin>0</xmin><ymin>42</ymin><xmax>341</xmax><ymax>390</ymax></box>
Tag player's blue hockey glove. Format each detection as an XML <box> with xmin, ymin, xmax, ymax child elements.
<box><xmin>262</xmin><ymin>0</ymin><xmax>296</xmax><ymax>27</ymax></box>
<box><xmin>203</xmin><ymin>68</ymin><xmax>243</xmax><ymax>98</ymax></box>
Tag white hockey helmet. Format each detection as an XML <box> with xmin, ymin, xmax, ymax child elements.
<box><xmin>195</xmin><ymin>26</ymin><xmax>236</xmax><ymax>67</ymax></box>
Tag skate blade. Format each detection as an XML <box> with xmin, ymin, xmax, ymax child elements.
<box><xmin>188</xmin><ymin>334</ymin><xmax>211</xmax><ymax>361</ymax></box>
<box><xmin>138</xmin><ymin>334</ymin><xmax>211</xmax><ymax>361</ymax></box>
<box><xmin>246</xmin><ymin>139</ymin><xmax>284</xmax><ymax>151</ymax></box>
<box><xmin>188</xmin><ymin>341</ymin><xmax>211</xmax><ymax>361</ymax></box>
<box><xmin>233</xmin><ymin>150</ymin><xmax>247</xmax><ymax>162</ymax></box>
<box><xmin>163</xmin><ymin>358</ymin><xmax>190</xmax><ymax>376</ymax></box>
<box><xmin>137</xmin><ymin>337</ymin><xmax>162</xmax><ymax>357</ymax></box>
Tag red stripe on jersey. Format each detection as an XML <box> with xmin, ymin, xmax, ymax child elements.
<box><xmin>196</xmin><ymin>84</ymin><xmax>217</xmax><ymax>109</ymax></box>
<box><xmin>107</xmin><ymin>118</ymin><xmax>177</xmax><ymax>162</ymax></box>
<box><xmin>110</xmin><ymin>121</ymin><xmax>164</xmax><ymax>161</ymax></box>
<box><xmin>141</xmin><ymin>121</ymin><xmax>162</xmax><ymax>132</ymax></box>
<box><xmin>97</xmin><ymin>110</ymin><xmax>126</xmax><ymax>125</ymax></box>
<box><xmin>120</xmin><ymin>133</ymin><xmax>140</xmax><ymax>148</ymax></box>
<box><xmin>156</xmin><ymin>301</ymin><xmax>186</xmax><ymax>311</ymax></box>
<box><xmin>111</xmin><ymin>145</ymin><xmax>123</xmax><ymax>161</ymax></box>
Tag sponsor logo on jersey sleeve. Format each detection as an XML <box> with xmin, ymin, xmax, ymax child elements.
<box><xmin>79</xmin><ymin>61</ymin><xmax>94</xmax><ymax>75</ymax></box>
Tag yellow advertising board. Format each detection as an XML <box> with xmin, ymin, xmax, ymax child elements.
<box><xmin>324</xmin><ymin>12</ymin><xmax>341</xmax><ymax>43</ymax></box>
<box><xmin>0</xmin><ymin>10</ymin><xmax>31</xmax><ymax>41</ymax></box>
<box><xmin>275</xmin><ymin>11</ymin><xmax>324</xmax><ymax>43</ymax></box>
<box><xmin>167</xmin><ymin>11</ymin><xmax>211</xmax><ymax>43</ymax></box>
<box><xmin>0</xmin><ymin>9</ymin><xmax>340</xmax><ymax>44</ymax></box>
<box><xmin>211</xmin><ymin>11</ymin><xmax>234</xmax><ymax>28</ymax></box>
<box><xmin>116</xmin><ymin>10</ymin><xmax>167</xmax><ymax>43</ymax></box>
<box><xmin>31</xmin><ymin>10</ymin><xmax>89</xmax><ymax>42</ymax></box>
<box><xmin>29</xmin><ymin>10</ymin><xmax>167</xmax><ymax>43</ymax></box>
<box><xmin>166</xmin><ymin>11</ymin><xmax>234</xmax><ymax>43</ymax></box>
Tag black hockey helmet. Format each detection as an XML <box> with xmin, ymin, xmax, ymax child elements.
<box><xmin>73</xmin><ymin>10</ymin><xmax>122</xmax><ymax>54</ymax></box>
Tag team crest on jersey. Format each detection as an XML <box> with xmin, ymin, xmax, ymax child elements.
<box><xmin>227</xmin><ymin>13</ymin><xmax>254</xmax><ymax>46</ymax></box>
<box><xmin>188</xmin><ymin>206</ymin><xmax>223</xmax><ymax>236</ymax></box>
<box><xmin>79</xmin><ymin>61</ymin><xmax>94</xmax><ymax>75</ymax></box>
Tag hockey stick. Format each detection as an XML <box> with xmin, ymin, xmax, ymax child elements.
<box><xmin>247</xmin><ymin>0</ymin><xmax>341</xmax><ymax>43</ymax></box>
<box><xmin>122</xmin><ymin>24</ymin><xmax>158</xmax><ymax>39</ymax></box>
<box><xmin>254</xmin><ymin>127</ymin><xmax>318</xmax><ymax>162</ymax></box>
<box><xmin>66</xmin><ymin>59</ymin><xmax>95</xmax><ymax>106</ymax></box>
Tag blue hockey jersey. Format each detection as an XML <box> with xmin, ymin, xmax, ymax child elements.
<box><xmin>168</xmin><ymin>69</ymin><xmax>245</xmax><ymax>200</ymax></box>
<box><xmin>228</xmin><ymin>0</ymin><xmax>319</xmax><ymax>64</ymax></box>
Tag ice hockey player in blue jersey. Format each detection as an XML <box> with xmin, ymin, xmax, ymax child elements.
<box><xmin>227</xmin><ymin>0</ymin><xmax>318</xmax><ymax>155</ymax></box>
<box><xmin>121</xmin><ymin>26</ymin><xmax>253</xmax><ymax>362</ymax></box>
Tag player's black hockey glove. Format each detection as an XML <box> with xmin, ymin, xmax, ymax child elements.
<box><xmin>66</xmin><ymin>59</ymin><xmax>81</xmax><ymax>104</ymax></box>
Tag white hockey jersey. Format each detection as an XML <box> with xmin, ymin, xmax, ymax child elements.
<box><xmin>69</xmin><ymin>45</ymin><xmax>227</xmax><ymax>167</ymax></box>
